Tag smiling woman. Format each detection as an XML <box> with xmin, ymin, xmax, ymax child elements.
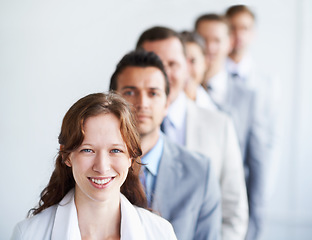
<box><xmin>11</xmin><ymin>92</ymin><xmax>177</xmax><ymax>240</ymax></box>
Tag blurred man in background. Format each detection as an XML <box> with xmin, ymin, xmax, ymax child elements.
<box><xmin>136</xmin><ymin>26</ymin><xmax>248</xmax><ymax>240</ymax></box>
<box><xmin>110</xmin><ymin>50</ymin><xmax>222</xmax><ymax>240</ymax></box>
<box><xmin>225</xmin><ymin>6</ymin><xmax>281</xmax><ymax>238</ymax></box>
<box><xmin>196</xmin><ymin>13</ymin><xmax>272</xmax><ymax>240</ymax></box>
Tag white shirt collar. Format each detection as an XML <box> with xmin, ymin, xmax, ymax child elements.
<box><xmin>226</xmin><ymin>54</ymin><xmax>253</xmax><ymax>78</ymax></box>
<box><xmin>207</xmin><ymin>70</ymin><xmax>228</xmax><ymax>106</ymax></box>
<box><xmin>52</xmin><ymin>189</ymin><xmax>81</xmax><ymax>240</ymax></box>
<box><xmin>167</xmin><ymin>91</ymin><xmax>187</xmax><ymax>129</ymax></box>
<box><xmin>208</xmin><ymin>70</ymin><xmax>228</xmax><ymax>93</ymax></box>
<box><xmin>120</xmin><ymin>194</ymin><xmax>146</xmax><ymax>240</ymax></box>
<box><xmin>52</xmin><ymin>189</ymin><xmax>147</xmax><ymax>240</ymax></box>
<box><xmin>195</xmin><ymin>85</ymin><xmax>218</xmax><ymax>111</ymax></box>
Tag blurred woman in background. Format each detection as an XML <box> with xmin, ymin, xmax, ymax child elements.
<box><xmin>181</xmin><ymin>31</ymin><xmax>217</xmax><ymax>111</ymax></box>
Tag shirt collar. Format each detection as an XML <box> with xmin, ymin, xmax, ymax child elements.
<box><xmin>226</xmin><ymin>54</ymin><xmax>253</xmax><ymax>78</ymax></box>
<box><xmin>167</xmin><ymin>92</ymin><xmax>187</xmax><ymax>129</ymax></box>
<box><xmin>52</xmin><ymin>189</ymin><xmax>81</xmax><ymax>240</ymax></box>
<box><xmin>196</xmin><ymin>85</ymin><xmax>218</xmax><ymax>111</ymax></box>
<box><xmin>141</xmin><ymin>132</ymin><xmax>164</xmax><ymax>176</ymax></box>
<box><xmin>52</xmin><ymin>189</ymin><xmax>147</xmax><ymax>240</ymax></box>
<box><xmin>208</xmin><ymin>70</ymin><xmax>228</xmax><ymax>93</ymax></box>
<box><xmin>120</xmin><ymin>194</ymin><xmax>146</xmax><ymax>239</ymax></box>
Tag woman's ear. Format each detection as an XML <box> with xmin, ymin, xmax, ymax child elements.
<box><xmin>65</xmin><ymin>158</ymin><xmax>72</xmax><ymax>167</ymax></box>
<box><xmin>128</xmin><ymin>157</ymin><xmax>132</xmax><ymax>168</ymax></box>
<box><xmin>60</xmin><ymin>145</ymin><xmax>71</xmax><ymax>167</ymax></box>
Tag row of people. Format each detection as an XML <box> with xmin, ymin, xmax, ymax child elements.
<box><xmin>190</xmin><ymin>6</ymin><xmax>278</xmax><ymax>240</ymax></box>
<box><xmin>12</xmin><ymin>4</ymin><xmax>277</xmax><ymax>240</ymax></box>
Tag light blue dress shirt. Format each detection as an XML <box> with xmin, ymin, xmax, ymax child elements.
<box><xmin>140</xmin><ymin>133</ymin><xmax>164</xmax><ymax>207</ymax></box>
<box><xmin>162</xmin><ymin>92</ymin><xmax>187</xmax><ymax>146</ymax></box>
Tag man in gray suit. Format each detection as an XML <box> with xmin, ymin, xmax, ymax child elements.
<box><xmin>195</xmin><ymin>13</ymin><xmax>272</xmax><ymax>240</ymax></box>
<box><xmin>136</xmin><ymin>26</ymin><xmax>248</xmax><ymax>240</ymax></box>
<box><xmin>109</xmin><ymin>50</ymin><xmax>221</xmax><ymax>240</ymax></box>
<box><xmin>225</xmin><ymin>6</ymin><xmax>281</xmax><ymax>210</ymax></box>
<box><xmin>225</xmin><ymin>5</ymin><xmax>280</xmax><ymax>147</ymax></box>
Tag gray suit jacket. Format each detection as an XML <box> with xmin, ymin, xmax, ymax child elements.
<box><xmin>152</xmin><ymin>136</ymin><xmax>221</xmax><ymax>240</ymax></box>
<box><xmin>185</xmin><ymin>99</ymin><xmax>248</xmax><ymax>240</ymax></box>
<box><xmin>216</xmin><ymin>77</ymin><xmax>271</xmax><ymax>240</ymax></box>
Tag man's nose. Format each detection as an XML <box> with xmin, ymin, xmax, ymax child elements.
<box><xmin>135</xmin><ymin>93</ymin><xmax>149</xmax><ymax>109</ymax></box>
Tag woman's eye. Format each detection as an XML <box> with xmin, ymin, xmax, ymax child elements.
<box><xmin>81</xmin><ymin>149</ymin><xmax>93</xmax><ymax>153</ymax></box>
<box><xmin>111</xmin><ymin>149</ymin><xmax>121</xmax><ymax>153</ymax></box>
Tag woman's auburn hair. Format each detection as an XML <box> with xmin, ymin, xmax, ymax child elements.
<box><xmin>29</xmin><ymin>92</ymin><xmax>147</xmax><ymax>216</ymax></box>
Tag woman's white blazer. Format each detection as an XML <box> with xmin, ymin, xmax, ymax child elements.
<box><xmin>11</xmin><ymin>189</ymin><xmax>177</xmax><ymax>240</ymax></box>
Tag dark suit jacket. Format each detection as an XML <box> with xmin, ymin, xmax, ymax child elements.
<box><xmin>151</xmin><ymin>136</ymin><xmax>221</xmax><ymax>240</ymax></box>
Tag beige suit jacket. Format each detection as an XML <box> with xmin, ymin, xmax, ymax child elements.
<box><xmin>185</xmin><ymin>99</ymin><xmax>248</xmax><ymax>240</ymax></box>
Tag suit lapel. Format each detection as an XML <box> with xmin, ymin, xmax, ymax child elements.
<box><xmin>185</xmin><ymin>99</ymin><xmax>196</xmax><ymax>149</ymax></box>
<box><xmin>225</xmin><ymin>77</ymin><xmax>254</xmax><ymax>157</ymax></box>
<box><xmin>52</xmin><ymin>189</ymin><xmax>81</xmax><ymax>240</ymax></box>
<box><xmin>185</xmin><ymin>99</ymin><xmax>210</xmax><ymax>152</ymax></box>
<box><xmin>152</xmin><ymin>137</ymin><xmax>184</xmax><ymax>219</ymax></box>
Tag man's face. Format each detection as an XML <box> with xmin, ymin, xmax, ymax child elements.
<box><xmin>196</xmin><ymin>20</ymin><xmax>231</xmax><ymax>67</ymax></box>
<box><xmin>228</xmin><ymin>12</ymin><xmax>255</xmax><ymax>54</ymax></box>
<box><xmin>116</xmin><ymin>66</ymin><xmax>169</xmax><ymax>137</ymax></box>
<box><xmin>142</xmin><ymin>37</ymin><xmax>188</xmax><ymax>104</ymax></box>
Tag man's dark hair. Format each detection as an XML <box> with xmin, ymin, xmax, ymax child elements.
<box><xmin>136</xmin><ymin>26</ymin><xmax>185</xmax><ymax>55</ymax></box>
<box><xmin>225</xmin><ymin>5</ymin><xmax>255</xmax><ymax>21</ymax></box>
<box><xmin>194</xmin><ymin>13</ymin><xmax>229</xmax><ymax>31</ymax></box>
<box><xmin>110</xmin><ymin>50</ymin><xmax>170</xmax><ymax>96</ymax></box>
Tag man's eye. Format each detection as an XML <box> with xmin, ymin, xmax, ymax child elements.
<box><xmin>81</xmin><ymin>149</ymin><xmax>93</xmax><ymax>153</ymax></box>
<box><xmin>123</xmin><ymin>91</ymin><xmax>134</xmax><ymax>96</ymax></box>
<box><xmin>168</xmin><ymin>62</ymin><xmax>177</xmax><ymax>68</ymax></box>
<box><xmin>111</xmin><ymin>149</ymin><xmax>122</xmax><ymax>153</ymax></box>
<box><xmin>190</xmin><ymin>58</ymin><xmax>196</xmax><ymax>64</ymax></box>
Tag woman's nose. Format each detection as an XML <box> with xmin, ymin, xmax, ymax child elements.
<box><xmin>92</xmin><ymin>152</ymin><xmax>111</xmax><ymax>174</ymax></box>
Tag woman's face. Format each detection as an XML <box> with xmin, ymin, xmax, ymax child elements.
<box><xmin>185</xmin><ymin>42</ymin><xmax>207</xmax><ymax>85</ymax></box>
<box><xmin>67</xmin><ymin>113</ymin><xmax>131</xmax><ymax>203</ymax></box>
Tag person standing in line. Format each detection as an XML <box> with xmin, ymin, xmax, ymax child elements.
<box><xmin>136</xmin><ymin>26</ymin><xmax>248</xmax><ymax>240</ymax></box>
<box><xmin>110</xmin><ymin>50</ymin><xmax>222</xmax><ymax>240</ymax></box>
<box><xmin>195</xmin><ymin>13</ymin><xmax>272</xmax><ymax>240</ymax></box>
<box><xmin>180</xmin><ymin>30</ymin><xmax>218</xmax><ymax>111</ymax></box>
<box><xmin>225</xmin><ymin>6</ymin><xmax>281</xmax><ymax>216</ymax></box>
<box><xmin>11</xmin><ymin>92</ymin><xmax>177</xmax><ymax>240</ymax></box>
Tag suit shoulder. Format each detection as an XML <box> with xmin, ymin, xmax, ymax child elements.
<box><xmin>188</xmin><ymin>101</ymin><xmax>231</xmax><ymax>125</ymax></box>
<box><xmin>164</xmin><ymin>137</ymin><xmax>212</xmax><ymax>170</ymax></box>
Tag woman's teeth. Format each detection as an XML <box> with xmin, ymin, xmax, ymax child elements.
<box><xmin>91</xmin><ymin>178</ymin><xmax>111</xmax><ymax>185</ymax></box>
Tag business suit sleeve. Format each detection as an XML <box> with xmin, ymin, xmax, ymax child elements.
<box><xmin>220</xmin><ymin>117</ymin><xmax>249</xmax><ymax>240</ymax></box>
<box><xmin>195</xmin><ymin>156</ymin><xmax>222</xmax><ymax>240</ymax></box>
<box><xmin>245</xmin><ymin>90</ymin><xmax>273</xmax><ymax>240</ymax></box>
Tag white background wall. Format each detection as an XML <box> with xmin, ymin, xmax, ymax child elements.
<box><xmin>1</xmin><ymin>0</ymin><xmax>311</xmax><ymax>239</ymax></box>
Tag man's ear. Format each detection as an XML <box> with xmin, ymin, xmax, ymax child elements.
<box><xmin>228</xmin><ymin>36</ymin><xmax>235</xmax><ymax>55</ymax></box>
<box><xmin>163</xmin><ymin>98</ymin><xmax>170</xmax><ymax>117</ymax></box>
